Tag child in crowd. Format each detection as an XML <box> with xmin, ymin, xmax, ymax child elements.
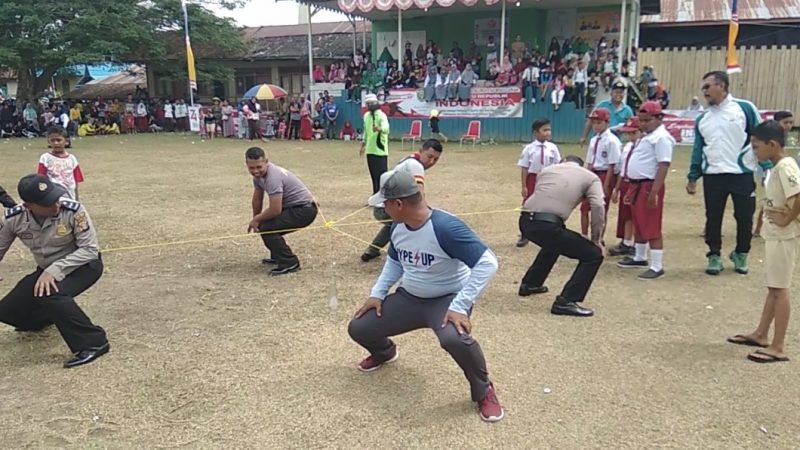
<box><xmin>340</xmin><ymin>121</ymin><xmax>356</xmax><ymax>141</ymax></box>
<box><xmin>37</xmin><ymin>127</ymin><xmax>84</xmax><ymax>200</ymax></box>
<box><xmin>609</xmin><ymin>117</ymin><xmax>642</xmax><ymax>256</ymax></box>
<box><xmin>429</xmin><ymin>109</ymin><xmax>448</xmax><ymax>143</ymax></box>
<box><xmin>586</xmin><ymin>71</ymin><xmax>600</xmax><ymax>110</ymax></box>
<box><xmin>276</xmin><ymin>118</ymin><xmax>287</xmax><ymax>140</ymax></box>
<box><xmin>516</xmin><ymin>118</ymin><xmax>561</xmax><ymax>247</ymax></box>
<box><xmin>728</xmin><ymin>120</ymin><xmax>800</xmax><ymax>364</ymax></box>
<box><xmin>124</xmin><ymin>112</ymin><xmax>136</xmax><ymax>134</ymax></box>
<box><xmin>264</xmin><ymin>114</ymin><xmax>276</xmax><ymax>139</ymax></box>
<box><xmin>312</xmin><ymin>119</ymin><xmax>325</xmax><ymax>140</ymax></box>
<box><xmin>755</xmin><ymin>111</ymin><xmax>795</xmax><ymax>237</ymax></box>
<box><xmin>356</xmin><ymin>128</ymin><xmax>364</xmax><ymax>141</ymax></box>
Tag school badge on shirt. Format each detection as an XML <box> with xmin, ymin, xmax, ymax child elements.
<box><xmin>56</xmin><ymin>223</ymin><xmax>68</xmax><ymax>236</ymax></box>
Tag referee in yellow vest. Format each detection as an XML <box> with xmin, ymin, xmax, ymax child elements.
<box><xmin>359</xmin><ymin>94</ymin><xmax>390</xmax><ymax>195</ymax></box>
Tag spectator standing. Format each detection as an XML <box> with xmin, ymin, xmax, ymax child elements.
<box><xmin>323</xmin><ymin>98</ymin><xmax>339</xmax><ymax>140</ymax></box>
<box><xmin>574</xmin><ymin>60</ymin><xmax>588</xmax><ymax>110</ymax></box>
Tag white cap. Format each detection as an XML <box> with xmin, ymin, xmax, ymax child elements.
<box><xmin>364</xmin><ymin>93</ymin><xmax>378</xmax><ymax>103</ymax></box>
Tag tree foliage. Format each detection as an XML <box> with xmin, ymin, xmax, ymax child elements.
<box><xmin>0</xmin><ymin>0</ymin><xmax>247</xmax><ymax>100</ymax></box>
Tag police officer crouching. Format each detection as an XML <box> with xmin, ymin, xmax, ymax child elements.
<box><xmin>0</xmin><ymin>175</ymin><xmax>109</xmax><ymax>368</ymax></box>
<box><xmin>517</xmin><ymin>155</ymin><xmax>606</xmax><ymax>317</ymax></box>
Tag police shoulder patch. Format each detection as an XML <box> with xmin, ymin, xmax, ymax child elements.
<box><xmin>4</xmin><ymin>205</ymin><xmax>24</xmax><ymax>219</ymax></box>
<box><xmin>60</xmin><ymin>199</ymin><xmax>81</xmax><ymax>212</ymax></box>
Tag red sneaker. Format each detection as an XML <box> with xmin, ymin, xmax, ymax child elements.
<box><xmin>478</xmin><ymin>384</ymin><xmax>504</xmax><ymax>422</ymax></box>
<box><xmin>357</xmin><ymin>346</ymin><xmax>399</xmax><ymax>372</ymax></box>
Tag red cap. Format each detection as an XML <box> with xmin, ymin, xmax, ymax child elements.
<box><xmin>618</xmin><ymin>116</ymin><xmax>641</xmax><ymax>133</ymax></box>
<box><xmin>588</xmin><ymin>107</ymin><xmax>611</xmax><ymax>122</ymax></box>
<box><xmin>638</xmin><ymin>101</ymin><xmax>663</xmax><ymax>116</ymax></box>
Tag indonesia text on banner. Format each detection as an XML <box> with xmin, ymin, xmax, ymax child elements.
<box><xmin>375</xmin><ymin>87</ymin><xmax>523</xmax><ymax>119</ymax></box>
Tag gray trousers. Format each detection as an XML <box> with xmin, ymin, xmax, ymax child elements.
<box><xmin>364</xmin><ymin>207</ymin><xmax>392</xmax><ymax>256</ymax></box>
<box><xmin>347</xmin><ymin>288</ymin><xmax>491</xmax><ymax>401</ymax></box>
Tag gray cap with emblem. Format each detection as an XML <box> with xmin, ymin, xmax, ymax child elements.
<box><xmin>368</xmin><ymin>169</ymin><xmax>421</xmax><ymax>207</ymax></box>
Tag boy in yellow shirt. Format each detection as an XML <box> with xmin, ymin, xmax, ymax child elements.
<box><xmin>728</xmin><ymin>121</ymin><xmax>800</xmax><ymax>363</ymax></box>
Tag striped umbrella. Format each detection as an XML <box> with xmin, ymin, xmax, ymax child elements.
<box><xmin>243</xmin><ymin>84</ymin><xmax>287</xmax><ymax>100</ymax></box>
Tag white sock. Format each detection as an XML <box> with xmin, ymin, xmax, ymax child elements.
<box><xmin>650</xmin><ymin>249</ymin><xmax>664</xmax><ymax>272</ymax></box>
<box><xmin>623</xmin><ymin>239</ymin><xmax>633</xmax><ymax>247</ymax></box>
<box><xmin>634</xmin><ymin>243</ymin><xmax>648</xmax><ymax>261</ymax></box>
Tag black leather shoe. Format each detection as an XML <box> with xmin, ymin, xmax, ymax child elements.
<box><xmin>518</xmin><ymin>284</ymin><xmax>548</xmax><ymax>297</ymax></box>
<box><xmin>64</xmin><ymin>342</ymin><xmax>110</xmax><ymax>368</ymax></box>
<box><xmin>270</xmin><ymin>263</ymin><xmax>301</xmax><ymax>276</ymax></box>
<box><xmin>261</xmin><ymin>257</ymin><xmax>277</xmax><ymax>265</ymax></box>
<box><xmin>551</xmin><ymin>302</ymin><xmax>594</xmax><ymax>317</ymax></box>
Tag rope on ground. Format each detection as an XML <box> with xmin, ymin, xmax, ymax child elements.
<box><xmin>98</xmin><ymin>205</ymin><xmax>531</xmax><ymax>255</ymax></box>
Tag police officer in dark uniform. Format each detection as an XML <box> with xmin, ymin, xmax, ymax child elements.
<box><xmin>0</xmin><ymin>174</ymin><xmax>109</xmax><ymax>368</ymax></box>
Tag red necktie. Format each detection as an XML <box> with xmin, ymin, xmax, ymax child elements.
<box><xmin>540</xmin><ymin>144</ymin><xmax>545</xmax><ymax>166</ymax></box>
<box><xmin>590</xmin><ymin>136</ymin><xmax>601</xmax><ymax>168</ymax></box>
<box><xmin>623</xmin><ymin>139</ymin><xmax>639</xmax><ymax>179</ymax></box>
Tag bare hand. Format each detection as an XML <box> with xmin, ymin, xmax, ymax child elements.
<box><xmin>354</xmin><ymin>297</ymin><xmax>383</xmax><ymax>318</ymax></box>
<box><xmin>359</xmin><ymin>146</ymin><xmax>365</xmax><ymax>157</ymax></box>
<box><xmin>579</xmin><ymin>137</ymin><xmax>587</xmax><ymax>146</ymax></box>
<box><xmin>646</xmin><ymin>192</ymin><xmax>658</xmax><ymax>209</ymax></box>
<box><xmin>442</xmin><ymin>310</ymin><xmax>472</xmax><ymax>335</ymax></box>
<box><xmin>521</xmin><ymin>187</ymin><xmax>528</xmax><ymax>199</ymax></box>
<box><xmin>34</xmin><ymin>272</ymin><xmax>59</xmax><ymax>298</ymax></box>
<box><xmin>594</xmin><ymin>241</ymin><xmax>606</xmax><ymax>256</ymax></box>
<box><xmin>611</xmin><ymin>189</ymin><xmax>620</xmax><ymax>204</ymax></box>
<box><xmin>686</xmin><ymin>181</ymin><xmax>697</xmax><ymax>195</ymax></box>
<box><xmin>247</xmin><ymin>219</ymin><xmax>260</xmax><ymax>233</ymax></box>
<box><xmin>766</xmin><ymin>209</ymin><xmax>791</xmax><ymax>227</ymax></box>
<box><xmin>372</xmin><ymin>126</ymin><xmax>380</xmax><ymax>133</ymax></box>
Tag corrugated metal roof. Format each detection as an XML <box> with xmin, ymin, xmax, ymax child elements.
<box><xmin>643</xmin><ymin>0</ymin><xmax>800</xmax><ymax>24</ymax></box>
<box><xmin>241</xmin><ymin>21</ymin><xmax>370</xmax><ymax>40</ymax></box>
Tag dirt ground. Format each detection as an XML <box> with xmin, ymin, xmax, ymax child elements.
<box><xmin>0</xmin><ymin>134</ymin><xmax>797</xmax><ymax>449</ymax></box>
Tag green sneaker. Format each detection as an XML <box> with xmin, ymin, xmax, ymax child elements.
<box><xmin>706</xmin><ymin>255</ymin><xmax>723</xmax><ymax>275</ymax></box>
<box><xmin>729</xmin><ymin>251</ymin><xmax>749</xmax><ymax>274</ymax></box>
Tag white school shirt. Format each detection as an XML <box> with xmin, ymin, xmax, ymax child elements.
<box><xmin>175</xmin><ymin>104</ymin><xmax>188</xmax><ymax>118</ymax></box>
<box><xmin>521</xmin><ymin>66</ymin><xmax>540</xmax><ymax>83</ymax></box>
<box><xmin>518</xmin><ymin>140</ymin><xmax>561</xmax><ymax>174</ymax></box>
<box><xmin>163</xmin><ymin>103</ymin><xmax>174</xmax><ymax>119</ymax></box>
<box><xmin>626</xmin><ymin>125</ymin><xmax>675</xmax><ymax>180</ymax></box>
<box><xmin>616</xmin><ymin>141</ymin><xmax>636</xmax><ymax>176</ymax></box>
<box><xmin>574</xmin><ymin>68</ymin><xmax>588</xmax><ymax>83</ymax></box>
<box><xmin>586</xmin><ymin>129</ymin><xmax>622</xmax><ymax>171</ymax></box>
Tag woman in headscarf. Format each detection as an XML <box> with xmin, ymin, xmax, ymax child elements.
<box><xmin>221</xmin><ymin>99</ymin><xmax>235</xmax><ymax>137</ymax></box>
<box><xmin>23</xmin><ymin>103</ymin><xmax>40</xmax><ymax>133</ymax></box>
<box><xmin>434</xmin><ymin>67</ymin><xmax>447</xmax><ymax>100</ymax></box>
<box><xmin>328</xmin><ymin>63</ymin><xmax>338</xmax><ymax>82</ymax></box>
<box><xmin>423</xmin><ymin>63</ymin><xmax>437</xmax><ymax>102</ymax></box>
<box><xmin>313</xmin><ymin>65</ymin><xmax>326</xmax><ymax>83</ymax></box>
<box><xmin>458</xmin><ymin>63</ymin><xmax>476</xmax><ymax>101</ymax></box>
<box><xmin>299</xmin><ymin>95</ymin><xmax>313</xmax><ymax>140</ymax></box>
<box><xmin>446</xmin><ymin>65</ymin><xmax>460</xmax><ymax>100</ymax></box>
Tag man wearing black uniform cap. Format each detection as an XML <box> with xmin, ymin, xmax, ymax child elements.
<box><xmin>0</xmin><ymin>174</ymin><xmax>109</xmax><ymax>368</ymax></box>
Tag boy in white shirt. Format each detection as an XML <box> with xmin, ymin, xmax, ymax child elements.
<box><xmin>163</xmin><ymin>100</ymin><xmax>175</xmax><ymax>132</ymax></box>
<box><xmin>580</xmin><ymin>108</ymin><xmax>621</xmax><ymax>239</ymax></box>
<box><xmin>610</xmin><ymin>117</ymin><xmax>642</xmax><ymax>256</ymax></box>
<box><xmin>516</xmin><ymin>119</ymin><xmax>562</xmax><ymax>247</ymax></box>
<box><xmin>174</xmin><ymin>99</ymin><xmax>188</xmax><ymax>131</ymax></box>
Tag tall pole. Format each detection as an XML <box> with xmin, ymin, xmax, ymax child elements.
<box><xmin>181</xmin><ymin>0</ymin><xmax>194</xmax><ymax>106</ymax></box>
<box><xmin>499</xmin><ymin>0</ymin><xmax>506</xmax><ymax>66</ymax></box>
<box><xmin>628</xmin><ymin>0</ymin><xmax>637</xmax><ymax>61</ymax></box>
<box><xmin>307</xmin><ymin>4</ymin><xmax>314</xmax><ymax>92</ymax></box>
<box><xmin>634</xmin><ymin>0</ymin><xmax>641</xmax><ymax>49</ymax></box>
<box><xmin>397</xmin><ymin>8</ymin><xmax>403</xmax><ymax>64</ymax></box>
<box><xmin>619</xmin><ymin>0</ymin><xmax>627</xmax><ymax>74</ymax></box>
<box><xmin>362</xmin><ymin>17</ymin><xmax>367</xmax><ymax>53</ymax></box>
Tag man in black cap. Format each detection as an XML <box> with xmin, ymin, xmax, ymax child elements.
<box><xmin>0</xmin><ymin>174</ymin><xmax>109</xmax><ymax>368</ymax></box>
<box><xmin>579</xmin><ymin>80</ymin><xmax>635</xmax><ymax>145</ymax></box>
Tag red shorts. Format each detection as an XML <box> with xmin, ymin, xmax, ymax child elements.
<box><xmin>524</xmin><ymin>173</ymin><xmax>537</xmax><ymax>201</ymax></box>
<box><xmin>616</xmin><ymin>178</ymin><xmax>633</xmax><ymax>239</ymax></box>
<box><xmin>581</xmin><ymin>171</ymin><xmax>617</xmax><ymax>214</ymax></box>
<box><xmin>627</xmin><ymin>180</ymin><xmax>665</xmax><ymax>241</ymax></box>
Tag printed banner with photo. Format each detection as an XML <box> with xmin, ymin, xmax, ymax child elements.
<box><xmin>546</xmin><ymin>9</ymin><xmax>577</xmax><ymax>47</ymax></box>
<box><xmin>576</xmin><ymin>11</ymin><xmax>620</xmax><ymax>44</ymax></box>
<box><xmin>376</xmin><ymin>30</ymin><xmax>427</xmax><ymax>61</ymax></box>
<box><xmin>473</xmin><ymin>18</ymin><xmax>510</xmax><ymax>47</ymax></box>
<box><xmin>662</xmin><ymin>110</ymin><xmax>781</xmax><ymax>145</ymax></box>
<box><xmin>362</xmin><ymin>87</ymin><xmax>523</xmax><ymax>119</ymax></box>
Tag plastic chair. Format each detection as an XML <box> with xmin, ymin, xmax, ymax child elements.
<box><xmin>401</xmin><ymin>120</ymin><xmax>423</xmax><ymax>150</ymax></box>
<box><xmin>460</xmin><ymin>120</ymin><xmax>481</xmax><ymax>149</ymax></box>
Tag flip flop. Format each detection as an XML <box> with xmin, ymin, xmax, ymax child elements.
<box><xmin>727</xmin><ymin>334</ymin><xmax>768</xmax><ymax>348</ymax></box>
<box><xmin>747</xmin><ymin>349</ymin><xmax>790</xmax><ymax>364</ymax></box>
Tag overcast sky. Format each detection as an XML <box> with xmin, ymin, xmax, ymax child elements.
<box><xmin>208</xmin><ymin>0</ymin><xmax>349</xmax><ymax>26</ymax></box>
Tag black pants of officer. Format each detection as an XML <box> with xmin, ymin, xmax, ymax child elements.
<box><xmin>519</xmin><ymin>213</ymin><xmax>604</xmax><ymax>303</ymax></box>
<box><xmin>0</xmin><ymin>259</ymin><xmax>107</xmax><ymax>353</ymax></box>
<box><xmin>364</xmin><ymin>207</ymin><xmax>393</xmax><ymax>257</ymax></box>
<box><xmin>366</xmin><ymin>154</ymin><xmax>388</xmax><ymax>194</ymax></box>
<box><xmin>703</xmin><ymin>173</ymin><xmax>756</xmax><ymax>256</ymax></box>
<box><xmin>259</xmin><ymin>203</ymin><xmax>318</xmax><ymax>267</ymax></box>
<box><xmin>348</xmin><ymin>288</ymin><xmax>491</xmax><ymax>401</ymax></box>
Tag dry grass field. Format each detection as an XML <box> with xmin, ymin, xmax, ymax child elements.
<box><xmin>0</xmin><ymin>134</ymin><xmax>798</xmax><ymax>449</ymax></box>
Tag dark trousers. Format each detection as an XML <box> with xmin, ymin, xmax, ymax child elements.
<box><xmin>248</xmin><ymin>119</ymin><xmax>261</xmax><ymax>140</ymax></box>
<box><xmin>258</xmin><ymin>204</ymin><xmax>318</xmax><ymax>267</ymax></box>
<box><xmin>348</xmin><ymin>288</ymin><xmax>491</xmax><ymax>401</ymax></box>
<box><xmin>366</xmin><ymin>154</ymin><xmax>388</xmax><ymax>194</ymax></box>
<box><xmin>365</xmin><ymin>207</ymin><xmax>392</xmax><ymax>256</ymax></box>
<box><xmin>325</xmin><ymin>120</ymin><xmax>337</xmax><ymax>139</ymax></box>
<box><xmin>289</xmin><ymin>119</ymin><xmax>300</xmax><ymax>140</ymax></box>
<box><xmin>519</xmin><ymin>214</ymin><xmax>604</xmax><ymax>303</ymax></box>
<box><xmin>0</xmin><ymin>259</ymin><xmax>107</xmax><ymax>353</ymax></box>
<box><xmin>703</xmin><ymin>173</ymin><xmax>756</xmax><ymax>256</ymax></box>
<box><xmin>523</xmin><ymin>81</ymin><xmax>538</xmax><ymax>101</ymax></box>
<box><xmin>574</xmin><ymin>82</ymin><xmax>586</xmax><ymax>109</ymax></box>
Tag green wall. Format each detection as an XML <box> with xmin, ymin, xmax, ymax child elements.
<box><xmin>371</xmin><ymin>5</ymin><xmax>619</xmax><ymax>60</ymax></box>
